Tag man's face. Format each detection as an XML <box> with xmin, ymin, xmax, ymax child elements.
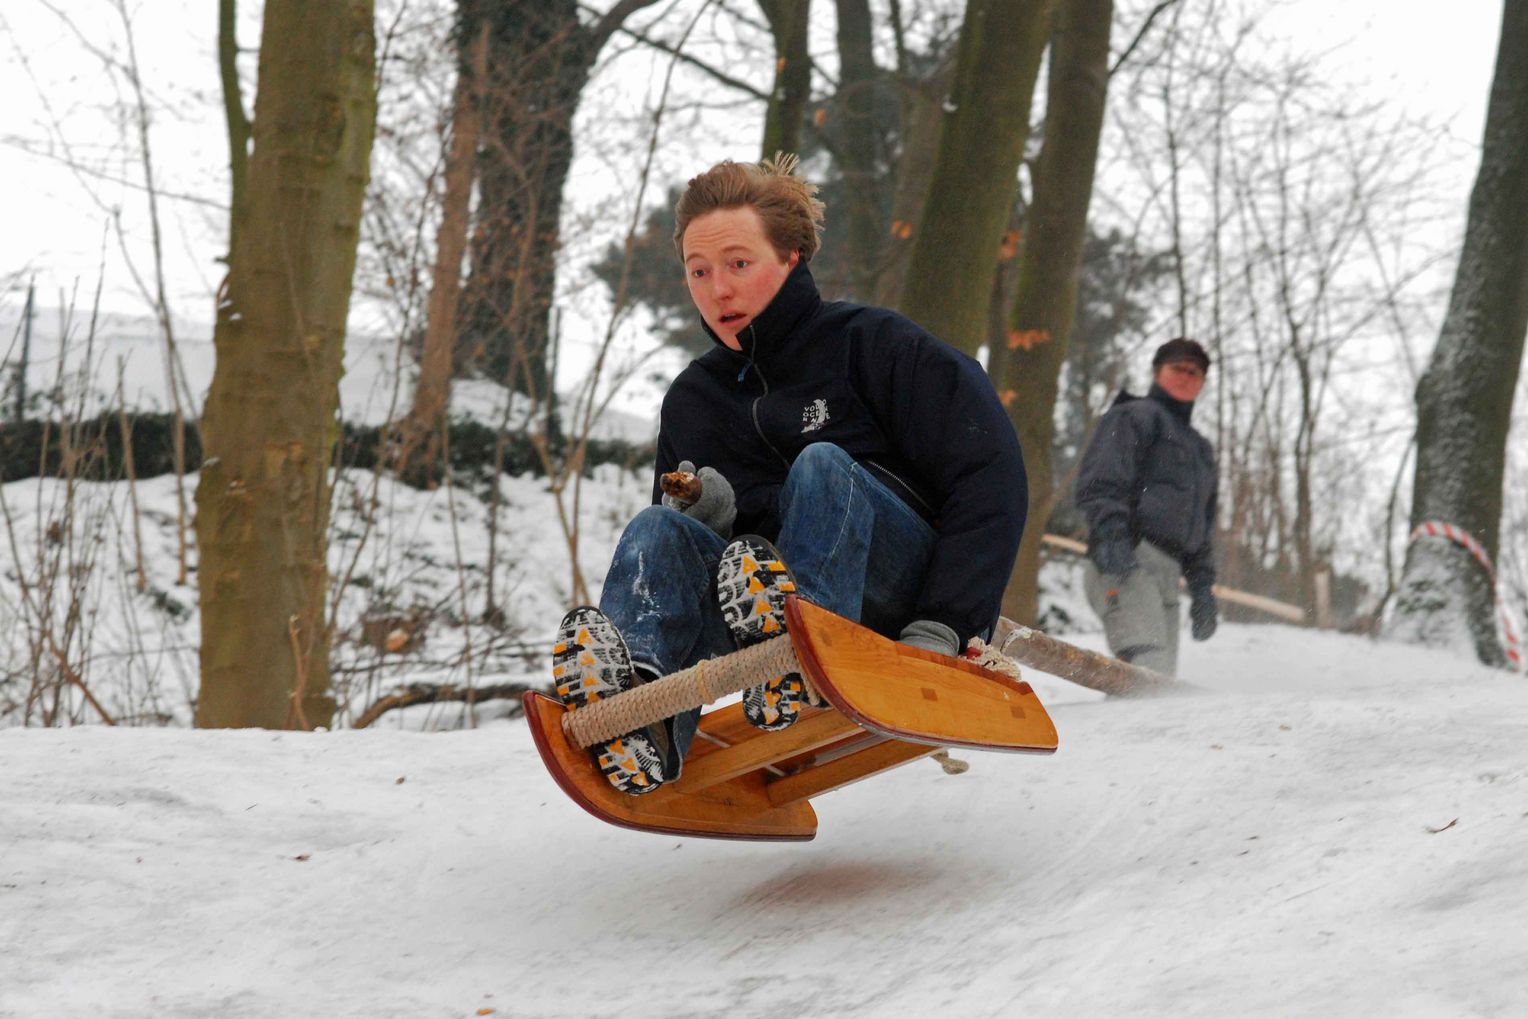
<box><xmin>682</xmin><ymin>206</ymin><xmax>799</xmax><ymax>351</ymax></box>
<box><xmin>1154</xmin><ymin>359</ymin><xmax>1207</xmax><ymax>402</ymax></box>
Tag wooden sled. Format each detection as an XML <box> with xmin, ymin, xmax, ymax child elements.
<box><xmin>523</xmin><ymin>597</ymin><xmax>1058</xmax><ymax>842</ymax></box>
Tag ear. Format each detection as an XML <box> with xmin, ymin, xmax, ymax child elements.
<box><xmin>788</xmin><ymin>249</ymin><xmax>800</xmax><ymax>267</ymax></box>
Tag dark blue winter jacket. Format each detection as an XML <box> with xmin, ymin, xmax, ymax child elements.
<box><xmin>652</xmin><ymin>261</ymin><xmax>1027</xmax><ymax>642</ymax></box>
<box><xmin>1074</xmin><ymin>385</ymin><xmax>1218</xmax><ymax>593</ymax></box>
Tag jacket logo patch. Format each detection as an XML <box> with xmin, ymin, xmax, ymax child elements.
<box><xmin>801</xmin><ymin>398</ymin><xmax>829</xmax><ymax>433</ymax></box>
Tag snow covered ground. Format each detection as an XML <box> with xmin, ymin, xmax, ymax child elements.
<box><xmin>4</xmin><ymin>617</ymin><xmax>1526</xmax><ymax>1017</ymax></box>
<box><xmin>4</xmin><ymin>313</ymin><xmax>1526</xmax><ymax>1016</ymax></box>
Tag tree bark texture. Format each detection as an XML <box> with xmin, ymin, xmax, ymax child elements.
<box><xmin>874</xmin><ymin>55</ymin><xmax>955</xmax><ymax>308</ymax></box>
<box><xmin>218</xmin><ymin>0</ymin><xmax>250</xmax><ymax>257</ymax></box>
<box><xmin>459</xmin><ymin>0</ymin><xmax>588</xmax><ymax>394</ymax></box>
<box><xmin>1388</xmin><ymin>0</ymin><xmax>1528</xmax><ymax>667</ymax></box>
<box><xmin>760</xmin><ymin>0</ymin><xmax>813</xmax><ymax>159</ymax></box>
<box><xmin>400</xmin><ymin>15</ymin><xmax>490</xmax><ymax>475</ymax></box>
<box><xmin>458</xmin><ymin>0</ymin><xmax>660</xmax><ymax>394</ymax></box>
<box><xmin>833</xmin><ymin>0</ymin><xmax>882</xmax><ymax>299</ymax></box>
<box><xmin>195</xmin><ymin>0</ymin><xmax>377</xmax><ymax>728</ymax></box>
<box><xmin>896</xmin><ymin>0</ymin><xmax>1055</xmax><ymax>355</ymax></box>
<box><xmin>996</xmin><ymin>0</ymin><xmax>1113</xmax><ymax>625</ymax></box>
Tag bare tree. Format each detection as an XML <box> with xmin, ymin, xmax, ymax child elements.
<box><xmin>898</xmin><ymin>0</ymin><xmax>1056</xmax><ymax>356</ymax></box>
<box><xmin>1388</xmin><ymin>0</ymin><xmax>1528</xmax><ymax>666</ymax></box>
<box><xmin>195</xmin><ymin>1</ymin><xmax>378</xmax><ymax>729</ymax></box>
<box><xmin>992</xmin><ymin>0</ymin><xmax>1114</xmax><ymax>625</ymax></box>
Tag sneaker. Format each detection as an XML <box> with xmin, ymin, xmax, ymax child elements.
<box><xmin>717</xmin><ymin>535</ymin><xmax>810</xmax><ymax>731</ymax></box>
<box><xmin>552</xmin><ymin>606</ymin><xmax>668</xmax><ymax>795</ymax></box>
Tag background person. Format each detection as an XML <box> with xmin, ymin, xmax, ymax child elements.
<box><xmin>1074</xmin><ymin>338</ymin><xmax>1219</xmax><ymax>677</ymax></box>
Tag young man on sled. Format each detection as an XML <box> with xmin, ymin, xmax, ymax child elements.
<box><xmin>553</xmin><ymin>154</ymin><xmax>1027</xmax><ymax>794</ymax></box>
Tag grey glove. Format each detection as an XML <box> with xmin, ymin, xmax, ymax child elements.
<box><xmin>1091</xmin><ymin>536</ymin><xmax>1139</xmax><ymax>578</ymax></box>
<box><xmin>1190</xmin><ymin>588</ymin><xmax>1218</xmax><ymax>641</ymax></box>
<box><xmin>898</xmin><ymin>619</ymin><xmax>962</xmax><ymax>657</ymax></box>
<box><xmin>661</xmin><ymin>460</ymin><xmax>736</xmax><ymax>538</ymax></box>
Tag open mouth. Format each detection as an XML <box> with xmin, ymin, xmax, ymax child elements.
<box><xmin>719</xmin><ymin>312</ymin><xmax>746</xmax><ymax>327</ymax></box>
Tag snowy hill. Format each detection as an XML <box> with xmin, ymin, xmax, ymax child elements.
<box><xmin>4</xmin><ymin>624</ymin><xmax>1525</xmax><ymax>1017</ymax></box>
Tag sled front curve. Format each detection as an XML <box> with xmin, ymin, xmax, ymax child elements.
<box><xmin>523</xmin><ymin>692</ymin><xmax>820</xmax><ymax>841</ymax></box>
<box><xmin>784</xmin><ymin>597</ymin><xmax>1059</xmax><ymax>754</ymax></box>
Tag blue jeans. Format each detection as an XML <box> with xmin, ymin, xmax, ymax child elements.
<box><xmin>598</xmin><ymin>443</ymin><xmax>938</xmax><ymax>768</ymax></box>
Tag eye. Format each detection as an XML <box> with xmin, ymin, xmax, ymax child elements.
<box><xmin>689</xmin><ymin>267</ymin><xmax>707</xmax><ymax>279</ymax></box>
<box><xmin>730</xmin><ymin>258</ymin><xmax>750</xmax><ymax>270</ymax></box>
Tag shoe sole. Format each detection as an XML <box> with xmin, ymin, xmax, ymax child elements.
<box><xmin>717</xmin><ymin>536</ymin><xmax>809</xmax><ymax>731</ymax></box>
<box><xmin>552</xmin><ymin>606</ymin><xmax>667</xmax><ymax>795</ymax></box>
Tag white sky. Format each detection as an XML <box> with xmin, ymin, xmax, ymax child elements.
<box><xmin>0</xmin><ymin>0</ymin><xmax>1508</xmax><ymax>413</ymax></box>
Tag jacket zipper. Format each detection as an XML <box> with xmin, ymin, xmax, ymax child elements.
<box><xmin>742</xmin><ymin>324</ymin><xmax>792</xmax><ymax>469</ymax></box>
<box><xmin>864</xmin><ymin>458</ymin><xmax>935</xmax><ymax>517</ymax></box>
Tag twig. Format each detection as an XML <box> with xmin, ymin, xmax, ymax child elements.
<box><xmin>352</xmin><ymin>681</ymin><xmax>534</xmax><ymax>729</ymax></box>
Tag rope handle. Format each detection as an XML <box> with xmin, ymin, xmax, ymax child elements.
<box><xmin>563</xmin><ymin>635</ymin><xmax>805</xmax><ymax>749</ymax></box>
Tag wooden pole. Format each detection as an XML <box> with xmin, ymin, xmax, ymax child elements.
<box><xmin>992</xmin><ymin>615</ymin><xmax>1177</xmax><ymax>696</ymax></box>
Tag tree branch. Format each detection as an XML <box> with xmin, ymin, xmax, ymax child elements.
<box><xmin>352</xmin><ymin>681</ymin><xmax>535</xmax><ymax>729</ymax></box>
<box><xmin>590</xmin><ymin>0</ymin><xmax>667</xmax><ymax>51</ymax></box>
<box><xmin>1109</xmin><ymin>0</ymin><xmax>1183</xmax><ymax>77</ymax></box>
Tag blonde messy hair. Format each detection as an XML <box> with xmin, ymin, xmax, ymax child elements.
<box><xmin>673</xmin><ymin>153</ymin><xmax>825</xmax><ymax>264</ymax></box>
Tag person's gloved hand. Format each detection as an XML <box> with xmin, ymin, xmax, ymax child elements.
<box><xmin>1091</xmin><ymin>536</ymin><xmax>1139</xmax><ymax>578</ymax></box>
<box><xmin>661</xmin><ymin>460</ymin><xmax>736</xmax><ymax>538</ymax></box>
<box><xmin>1190</xmin><ymin>587</ymin><xmax>1218</xmax><ymax>641</ymax></box>
<box><xmin>898</xmin><ymin>619</ymin><xmax>961</xmax><ymax>657</ymax></box>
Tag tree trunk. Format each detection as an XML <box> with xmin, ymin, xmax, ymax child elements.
<box><xmin>897</xmin><ymin>0</ymin><xmax>1055</xmax><ymax>355</ymax></box>
<box><xmin>459</xmin><ymin>0</ymin><xmax>589</xmax><ymax>396</ymax></box>
<box><xmin>996</xmin><ymin>0</ymin><xmax>1113</xmax><ymax>625</ymax></box>
<box><xmin>195</xmin><ymin>0</ymin><xmax>376</xmax><ymax>728</ymax></box>
<box><xmin>833</xmin><ymin>0</ymin><xmax>881</xmax><ymax>299</ymax></box>
<box><xmin>398</xmin><ymin>14</ymin><xmax>489</xmax><ymax>477</ymax></box>
<box><xmin>1387</xmin><ymin>0</ymin><xmax>1528</xmax><ymax>666</ymax></box>
<box><xmin>874</xmin><ymin>55</ymin><xmax>954</xmax><ymax>308</ymax></box>
<box><xmin>456</xmin><ymin>0</ymin><xmax>659</xmax><ymax>397</ymax></box>
<box><xmin>760</xmin><ymin>0</ymin><xmax>813</xmax><ymax>158</ymax></box>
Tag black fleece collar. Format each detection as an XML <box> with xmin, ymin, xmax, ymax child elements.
<box><xmin>1148</xmin><ymin>382</ymin><xmax>1195</xmax><ymax>423</ymax></box>
<box><xmin>700</xmin><ymin>260</ymin><xmax>824</xmax><ymax>372</ymax></box>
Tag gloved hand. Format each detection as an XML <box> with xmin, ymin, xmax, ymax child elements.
<box><xmin>661</xmin><ymin>460</ymin><xmax>736</xmax><ymax>538</ymax></box>
<box><xmin>1091</xmin><ymin>536</ymin><xmax>1139</xmax><ymax>578</ymax></box>
<box><xmin>1190</xmin><ymin>587</ymin><xmax>1218</xmax><ymax>641</ymax></box>
<box><xmin>898</xmin><ymin>619</ymin><xmax>962</xmax><ymax>657</ymax></box>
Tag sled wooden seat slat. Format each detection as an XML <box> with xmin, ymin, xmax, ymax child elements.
<box><xmin>767</xmin><ymin>738</ymin><xmax>941</xmax><ymax>807</ymax></box>
<box><xmin>524</xmin><ymin>596</ymin><xmax>1057</xmax><ymax>841</ymax></box>
<box><xmin>670</xmin><ymin>709</ymin><xmax>864</xmax><ymax>795</ymax></box>
<box><xmin>771</xmin><ymin>730</ymin><xmax>888</xmax><ymax>775</ymax></box>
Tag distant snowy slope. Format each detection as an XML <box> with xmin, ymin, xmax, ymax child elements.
<box><xmin>3</xmin><ymin>627</ymin><xmax>1525</xmax><ymax>1017</ymax></box>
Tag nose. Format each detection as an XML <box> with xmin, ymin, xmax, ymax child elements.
<box><xmin>710</xmin><ymin>273</ymin><xmax>734</xmax><ymax>301</ymax></box>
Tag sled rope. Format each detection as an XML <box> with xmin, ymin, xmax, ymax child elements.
<box><xmin>1410</xmin><ymin>520</ymin><xmax>1523</xmax><ymax>672</ymax></box>
<box><xmin>563</xmin><ymin>635</ymin><xmax>804</xmax><ymax>748</ymax></box>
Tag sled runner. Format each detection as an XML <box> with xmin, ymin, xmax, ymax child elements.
<box><xmin>523</xmin><ymin>597</ymin><xmax>1058</xmax><ymax>841</ymax></box>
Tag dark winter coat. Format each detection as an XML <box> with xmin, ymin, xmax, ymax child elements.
<box><xmin>1074</xmin><ymin>384</ymin><xmax>1217</xmax><ymax>593</ymax></box>
<box><xmin>653</xmin><ymin>261</ymin><xmax>1027</xmax><ymax>642</ymax></box>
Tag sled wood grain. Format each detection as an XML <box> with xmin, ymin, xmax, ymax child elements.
<box><xmin>786</xmin><ymin>598</ymin><xmax>1059</xmax><ymax>754</ymax></box>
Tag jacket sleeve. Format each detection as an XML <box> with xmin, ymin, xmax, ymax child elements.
<box><xmin>1074</xmin><ymin>402</ymin><xmax>1153</xmax><ymax>548</ymax></box>
<box><xmin>852</xmin><ymin>316</ymin><xmax>1027</xmax><ymax>643</ymax></box>
<box><xmin>1181</xmin><ymin>465</ymin><xmax>1218</xmax><ymax>594</ymax></box>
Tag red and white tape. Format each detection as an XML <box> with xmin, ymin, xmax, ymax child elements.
<box><xmin>1409</xmin><ymin>520</ymin><xmax>1523</xmax><ymax>672</ymax></box>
